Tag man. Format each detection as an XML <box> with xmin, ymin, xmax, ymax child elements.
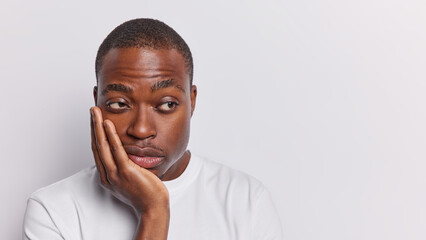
<box><xmin>23</xmin><ymin>18</ymin><xmax>283</xmax><ymax>239</ymax></box>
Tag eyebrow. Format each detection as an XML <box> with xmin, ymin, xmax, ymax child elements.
<box><xmin>151</xmin><ymin>79</ymin><xmax>185</xmax><ymax>93</ymax></box>
<box><xmin>101</xmin><ymin>84</ymin><xmax>133</xmax><ymax>96</ymax></box>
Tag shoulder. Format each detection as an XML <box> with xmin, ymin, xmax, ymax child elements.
<box><xmin>29</xmin><ymin>166</ymin><xmax>101</xmax><ymax>206</ymax></box>
<box><xmin>24</xmin><ymin>166</ymin><xmax>104</xmax><ymax>239</ymax></box>
<box><xmin>25</xmin><ymin>166</ymin><xmax>137</xmax><ymax>239</ymax></box>
<box><xmin>192</xmin><ymin>155</ymin><xmax>283</xmax><ymax>238</ymax></box>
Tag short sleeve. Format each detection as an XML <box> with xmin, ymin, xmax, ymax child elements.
<box><xmin>23</xmin><ymin>198</ymin><xmax>64</xmax><ymax>240</ymax></box>
<box><xmin>252</xmin><ymin>189</ymin><xmax>283</xmax><ymax>240</ymax></box>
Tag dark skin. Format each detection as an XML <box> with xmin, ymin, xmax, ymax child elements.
<box><xmin>90</xmin><ymin>48</ymin><xmax>197</xmax><ymax>240</ymax></box>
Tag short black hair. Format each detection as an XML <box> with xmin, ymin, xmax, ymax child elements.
<box><xmin>95</xmin><ymin>18</ymin><xmax>193</xmax><ymax>85</ymax></box>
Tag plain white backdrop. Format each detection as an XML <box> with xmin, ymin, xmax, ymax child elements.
<box><xmin>1</xmin><ymin>0</ymin><xmax>426</xmax><ymax>239</ymax></box>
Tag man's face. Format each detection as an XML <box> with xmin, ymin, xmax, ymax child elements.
<box><xmin>94</xmin><ymin>48</ymin><xmax>197</xmax><ymax>181</ymax></box>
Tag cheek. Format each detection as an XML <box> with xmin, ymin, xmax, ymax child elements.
<box><xmin>157</xmin><ymin>112</ymin><xmax>191</xmax><ymax>156</ymax></box>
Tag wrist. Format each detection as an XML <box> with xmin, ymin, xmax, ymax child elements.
<box><xmin>134</xmin><ymin>207</ymin><xmax>170</xmax><ymax>240</ymax></box>
<box><xmin>142</xmin><ymin>205</ymin><xmax>170</xmax><ymax>220</ymax></box>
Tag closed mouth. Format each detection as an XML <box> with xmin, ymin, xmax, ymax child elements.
<box><xmin>123</xmin><ymin>145</ymin><xmax>165</xmax><ymax>169</ymax></box>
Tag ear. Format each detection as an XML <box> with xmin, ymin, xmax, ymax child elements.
<box><xmin>190</xmin><ymin>85</ymin><xmax>197</xmax><ymax>117</ymax></box>
<box><xmin>93</xmin><ymin>86</ymin><xmax>98</xmax><ymax>106</ymax></box>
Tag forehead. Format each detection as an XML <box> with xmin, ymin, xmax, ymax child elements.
<box><xmin>98</xmin><ymin>48</ymin><xmax>188</xmax><ymax>87</ymax></box>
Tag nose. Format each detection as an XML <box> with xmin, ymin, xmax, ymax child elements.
<box><xmin>126</xmin><ymin>106</ymin><xmax>156</xmax><ymax>140</ymax></box>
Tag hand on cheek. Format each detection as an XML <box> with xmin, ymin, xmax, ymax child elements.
<box><xmin>90</xmin><ymin>106</ymin><xmax>170</xmax><ymax>215</ymax></box>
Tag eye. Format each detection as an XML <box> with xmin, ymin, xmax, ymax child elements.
<box><xmin>157</xmin><ymin>101</ymin><xmax>178</xmax><ymax>112</ymax></box>
<box><xmin>107</xmin><ymin>102</ymin><xmax>129</xmax><ymax>110</ymax></box>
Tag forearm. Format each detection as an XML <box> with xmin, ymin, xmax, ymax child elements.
<box><xmin>133</xmin><ymin>208</ymin><xmax>170</xmax><ymax>240</ymax></box>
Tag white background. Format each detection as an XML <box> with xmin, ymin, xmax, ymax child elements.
<box><xmin>1</xmin><ymin>0</ymin><xmax>425</xmax><ymax>239</ymax></box>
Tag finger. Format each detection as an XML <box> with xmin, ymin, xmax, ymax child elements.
<box><xmin>92</xmin><ymin>106</ymin><xmax>118</xmax><ymax>181</ymax></box>
<box><xmin>103</xmin><ymin>119</ymin><xmax>130</xmax><ymax>170</ymax></box>
<box><xmin>90</xmin><ymin>108</ymin><xmax>109</xmax><ymax>186</ymax></box>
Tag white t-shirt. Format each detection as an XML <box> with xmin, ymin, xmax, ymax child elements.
<box><xmin>23</xmin><ymin>155</ymin><xmax>283</xmax><ymax>239</ymax></box>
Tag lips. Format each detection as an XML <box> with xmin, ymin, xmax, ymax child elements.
<box><xmin>124</xmin><ymin>145</ymin><xmax>165</xmax><ymax>169</ymax></box>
